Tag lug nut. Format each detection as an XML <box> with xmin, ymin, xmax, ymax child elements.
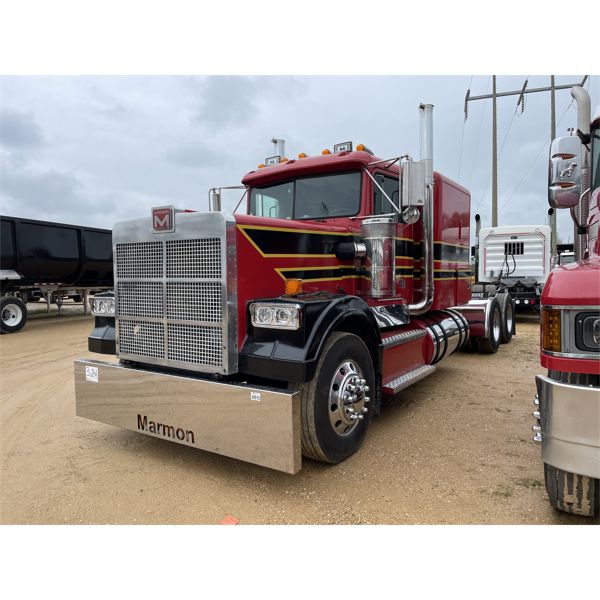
<box><xmin>364</xmin><ymin>396</ymin><xmax>370</xmax><ymax>403</ymax></box>
<box><xmin>532</xmin><ymin>424</ymin><xmax>541</xmax><ymax>432</ymax></box>
<box><xmin>533</xmin><ymin>432</ymin><xmax>542</xmax><ymax>443</ymax></box>
<box><xmin>361</xmin><ymin>407</ymin><xmax>368</xmax><ymax>414</ymax></box>
<box><xmin>364</xmin><ymin>385</ymin><xmax>370</xmax><ymax>392</ymax></box>
<box><xmin>350</xmin><ymin>414</ymin><xmax>358</xmax><ymax>421</ymax></box>
<box><xmin>533</xmin><ymin>410</ymin><xmax>540</xmax><ymax>420</ymax></box>
<box><xmin>359</xmin><ymin>379</ymin><xmax>366</xmax><ymax>385</ymax></box>
<box><xmin>357</xmin><ymin>414</ymin><xmax>364</xmax><ymax>421</ymax></box>
<box><xmin>534</xmin><ymin>396</ymin><xmax>539</xmax><ymax>406</ymax></box>
<box><xmin>347</xmin><ymin>384</ymin><xmax>357</xmax><ymax>392</ymax></box>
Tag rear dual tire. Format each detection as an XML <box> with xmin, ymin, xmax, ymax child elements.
<box><xmin>477</xmin><ymin>297</ymin><xmax>502</xmax><ymax>354</ymax></box>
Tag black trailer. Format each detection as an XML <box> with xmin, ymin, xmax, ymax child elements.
<box><xmin>1</xmin><ymin>215</ymin><xmax>113</xmax><ymax>333</ymax></box>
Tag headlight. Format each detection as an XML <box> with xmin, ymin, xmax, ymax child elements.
<box><xmin>91</xmin><ymin>297</ymin><xmax>115</xmax><ymax>317</ymax></box>
<box><xmin>576</xmin><ymin>312</ymin><xmax>600</xmax><ymax>353</ymax></box>
<box><xmin>250</xmin><ymin>303</ymin><xmax>301</xmax><ymax>330</ymax></box>
<box><xmin>542</xmin><ymin>308</ymin><xmax>561</xmax><ymax>352</ymax></box>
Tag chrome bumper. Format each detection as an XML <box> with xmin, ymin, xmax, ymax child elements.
<box><xmin>75</xmin><ymin>359</ymin><xmax>301</xmax><ymax>473</ymax></box>
<box><xmin>535</xmin><ymin>374</ymin><xmax>600</xmax><ymax>479</ymax></box>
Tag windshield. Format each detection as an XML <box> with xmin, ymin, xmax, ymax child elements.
<box><xmin>248</xmin><ymin>171</ymin><xmax>361</xmax><ymax>220</ymax></box>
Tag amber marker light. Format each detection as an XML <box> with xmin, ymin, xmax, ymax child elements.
<box><xmin>298</xmin><ymin>153</ymin><xmax>307</xmax><ymax>158</ymax></box>
<box><xmin>279</xmin><ymin>157</ymin><xmax>289</xmax><ymax>163</ymax></box>
<box><xmin>258</xmin><ymin>163</ymin><xmax>266</xmax><ymax>168</ymax></box>
<box><xmin>356</xmin><ymin>144</ymin><xmax>365</xmax><ymax>151</ymax></box>
<box><xmin>285</xmin><ymin>279</ymin><xmax>303</xmax><ymax>295</ymax></box>
<box><xmin>322</xmin><ymin>149</ymin><xmax>331</xmax><ymax>155</ymax></box>
<box><xmin>542</xmin><ymin>308</ymin><xmax>561</xmax><ymax>352</ymax></box>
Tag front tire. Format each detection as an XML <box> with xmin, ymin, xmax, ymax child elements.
<box><xmin>1</xmin><ymin>296</ymin><xmax>28</xmax><ymax>333</ymax></box>
<box><xmin>291</xmin><ymin>332</ymin><xmax>375</xmax><ymax>464</ymax></box>
<box><xmin>544</xmin><ymin>463</ymin><xmax>599</xmax><ymax>518</ymax></box>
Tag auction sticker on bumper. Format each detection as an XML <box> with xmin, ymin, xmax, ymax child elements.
<box><xmin>85</xmin><ymin>366</ymin><xmax>99</xmax><ymax>383</ymax></box>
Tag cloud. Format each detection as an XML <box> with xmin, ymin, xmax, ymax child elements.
<box><xmin>191</xmin><ymin>76</ymin><xmax>303</xmax><ymax>131</ymax></box>
<box><xmin>0</xmin><ymin>109</ymin><xmax>45</xmax><ymax>149</ymax></box>
<box><xmin>0</xmin><ymin>165</ymin><xmax>99</xmax><ymax>223</ymax></box>
<box><xmin>165</xmin><ymin>140</ymin><xmax>224</xmax><ymax>169</ymax></box>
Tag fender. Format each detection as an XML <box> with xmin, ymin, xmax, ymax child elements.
<box><xmin>239</xmin><ymin>294</ymin><xmax>382</xmax><ymax>383</ymax></box>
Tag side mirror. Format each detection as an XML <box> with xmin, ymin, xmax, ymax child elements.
<box><xmin>401</xmin><ymin>160</ymin><xmax>426</xmax><ymax>207</ymax></box>
<box><xmin>548</xmin><ymin>135</ymin><xmax>582</xmax><ymax>209</ymax></box>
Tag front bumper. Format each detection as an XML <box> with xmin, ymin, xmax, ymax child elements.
<box><xmin>535</xmin><ymin>374</ymin><xmax>600</xmax><ymax>478</ymax></box>
<box><xmin>75</xmin><ymin>359</ymin><xmax>301</xmax><ymax>473</ymax></box>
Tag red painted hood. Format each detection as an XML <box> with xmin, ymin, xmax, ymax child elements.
<box><xmin>542</xmin><ymin>256</ymin><xmax>600</xmax><ymax>306</ymax></box>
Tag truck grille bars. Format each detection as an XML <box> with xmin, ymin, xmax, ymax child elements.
<box><xmin>113</xmin><ymin>212</ymin><xmax>238</xmax><ymax>375</ymax></box>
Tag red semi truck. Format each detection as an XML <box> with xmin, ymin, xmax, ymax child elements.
<box><xmin>74</xmin><ymin>103</ymin><xmax>513</xmax><ymax>473</ymax></box>
<box><xmin>536</xmin><ymin>85</ymin><xmax>600</xmax><ymax>517</ymax></box>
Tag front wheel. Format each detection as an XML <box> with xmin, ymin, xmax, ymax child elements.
<box><xmin>291</xmin><ymin>332</ymin><xmax>375</xmax><ymax>464</ymax></box>
<box><xmin>544</xmin><ymin>464</ymin><xmax>599</xmax><ymax>518</ymax></box>
<box><xmin>1</xmin><ymin>296</ymin><xmax>28</xmax><ymax>333</ymax></box>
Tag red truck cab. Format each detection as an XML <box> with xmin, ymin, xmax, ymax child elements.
<box><xmin>536</xmin><ymin>87</ymin><xmax>600</xmax><ymax>518</ymax></box>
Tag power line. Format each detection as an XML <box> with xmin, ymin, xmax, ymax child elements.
<box><xmin>466</xmin><ymin>76</ymin><xmax>490</xmax><ymax>190</ymax></box>
<box><xmin>498</xmin><ymin>101</ymin><xmax>573</xmax><ymax>216</ymax></box>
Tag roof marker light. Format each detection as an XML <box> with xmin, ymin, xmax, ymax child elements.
<box><xmin>279</xmin><ymin>157</ymin><xmax>289</xmax><ymax>163</ymax></box>
<box><xmin>298</xmin><ymin>152</ymin><xmax>307</xmax><ymax>159</ymax></box>
<box><xmin>258</xmin><ymin>163</ymin><xmax>266</xmax><ymax>168</ymax></box>
<box><xmin>356</xmin><ymin>144</ymin><xmax>365</xmax><ymax>151</ymax></box>
<box><xmin>322</xmin><ymin>149</ymin><xmax>331</xmax><ymax>155</ymax></box>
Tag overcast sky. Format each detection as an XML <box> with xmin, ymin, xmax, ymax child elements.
<box><xmin>0</xmin><ymin>75</ymin><xmax>596</xmax><ymax>242</ymax></box>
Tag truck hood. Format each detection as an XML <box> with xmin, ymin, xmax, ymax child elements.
<box><xmin>542</xmin><ymin>256</ymin><xmax>600</xmax><ymax>306</ymax></box>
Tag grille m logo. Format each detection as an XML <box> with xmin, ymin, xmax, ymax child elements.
<box><xmin>152</xmin><ymin>206</ymin><xmax>175</xmax><ymax>233</ymax></box>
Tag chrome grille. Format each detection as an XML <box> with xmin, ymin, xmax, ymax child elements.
<box><xmin>167</xmin><ymin>324</ymin><xmax>223</xmax><ymax>366</ymax></box>
<box><xmin>166</xmin><ymin>282</ymin><xmax>222</xmax><ymax>322</ymax></box>
<box><xmin>114</xmin><ymin>212</ymin><xmax>236</xmax><ymax>375</ymax></box>
<box><xmin>116</xmin><ymin>242</ymin><xmax>162</xmax><ymax>278</ymax></box>
<box><xmin>117</xmin><ymin>281</ymin><xmax>162</xmax><ymax>318</ymax></box>
<box><xmin>118</xmin><ymin>320</ymin><xmax>164</xmax><ymax>358</ymax></box>
<box><xmin>166</xmin><ymin>238</ymin><xmax>221</xmax><ymax>278</ymax></box>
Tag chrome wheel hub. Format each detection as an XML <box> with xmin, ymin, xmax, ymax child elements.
<box><xmin>328</xmin><ymin>360</ymin><xmax>370</xmax><ymax>436</ymax></box>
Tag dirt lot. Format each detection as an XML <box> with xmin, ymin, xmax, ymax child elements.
<box><xmin>0</xmin><ymin>308</ymin><xmax>593</xmax><ymax>524</ymax></box>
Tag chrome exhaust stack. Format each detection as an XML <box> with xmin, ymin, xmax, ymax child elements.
<box><xmin>409</xmin><ymin>103</ymin><xmax>435</xmax><ymax>316</ymax></box>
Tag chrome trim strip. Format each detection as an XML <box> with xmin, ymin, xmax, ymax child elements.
<box><xmin>535</xmin><ymin>374</ymin><xmax>600</xmax><ymax>479</ymax></box>
<box><xmin>75</xmin><ymin>359</ymin><xmax>301</xmax><ymax>474</ymax></box>
<box><xmin>382</xmin><ymin>328</ymin><xmax>426</xmax><ymax>349</ymax></box>
<box><xmin>542</xmin><ymin>304</ymin><xmax>600</xmax><ymax>311</ymax></box>
<box><xmin>543</xmin><ymin>349</ymin><xmax>600</xmax><ymax>360</ymax></box>
<box><xmin>385</xmin><ymin>364</ymin><xmax>436</xmax><ymax>395</ymax></box>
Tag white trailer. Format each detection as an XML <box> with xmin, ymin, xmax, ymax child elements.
<box><xmin>476</xmin><ymin>225</ymin><xmax>551</xmax><ymax>310</ymax></box>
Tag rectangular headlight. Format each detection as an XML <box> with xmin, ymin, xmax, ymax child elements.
<box><xmin>250</xmin><ymin>303</ymin><xmax>301</xmax><ymax>330</ymax></box>
<box><xmin>91</xmin><ymin>296</ymin><xmax>115</xmax><ymax>317</ymax></box>
<box><xmin>542</xmin><ymin>308</ymin><xmax>561</xmax><ymax>352</ymax></box>
<box><xmin>578</xmin><ymin>313</ymin><xmax>600</xmax><ymax>353</ymax></box>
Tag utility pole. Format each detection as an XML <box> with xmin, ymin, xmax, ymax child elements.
<box><xmin>464</xmin><ymin>75</ymin><xmax>588</xmax><ymax>248</ymax></box>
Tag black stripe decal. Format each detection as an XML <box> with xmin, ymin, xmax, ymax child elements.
<box><xmin>241</xmin><ymin>227</ymin><xmax>356</xmax><ymax>255</ymax></box>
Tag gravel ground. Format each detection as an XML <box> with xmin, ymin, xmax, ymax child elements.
<box><xmin>0</xmin><ymin>310</ymin><xmax>594</xmax><ymax>524</ymax></box>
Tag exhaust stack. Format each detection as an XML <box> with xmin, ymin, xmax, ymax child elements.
<box><xmin>408</xmin><ymin>103</ymin><xmax>435</xmax><ymax>315</ymax></box>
